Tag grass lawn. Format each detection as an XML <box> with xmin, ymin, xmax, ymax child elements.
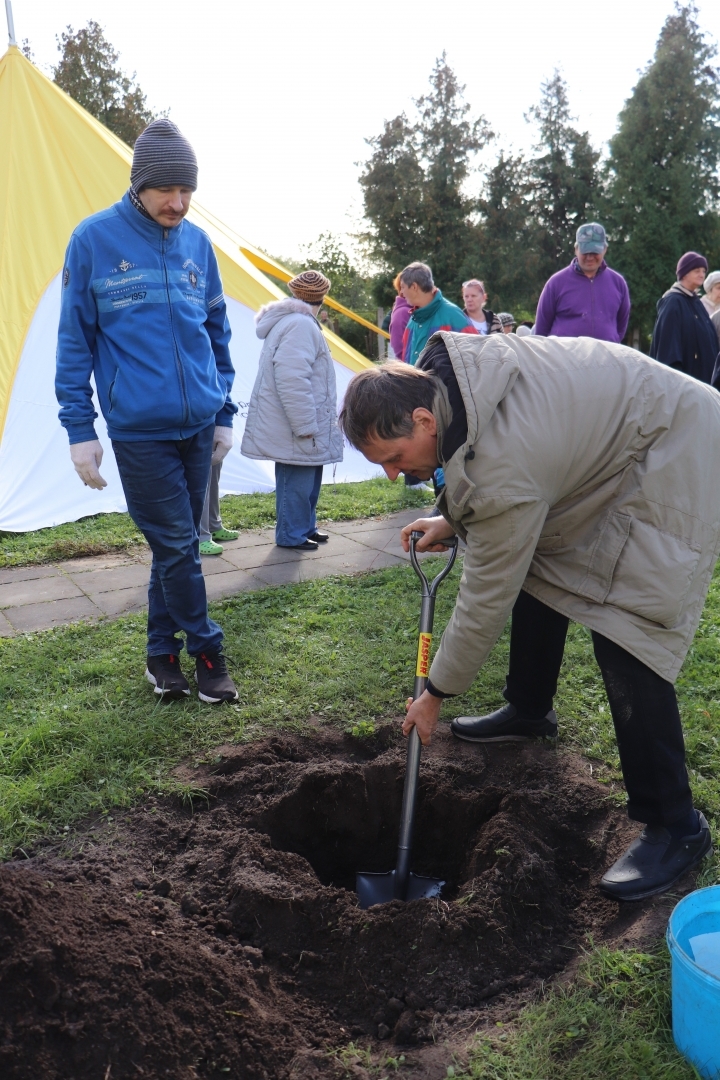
<box><xmin>2</xmin><ymin>557</ymin><xmax>719</xmax><ymax>1076</ymax></box>
<box><xmin>0</xmin><ymin>475</ymin><xmax>432</xmax><ymax>568</ymax></box>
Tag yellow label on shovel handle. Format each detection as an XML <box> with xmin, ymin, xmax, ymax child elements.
<box><xmin>416</xmin><ymin>632</ymin><xmax>432</xmax><ymax>677</ymax></box>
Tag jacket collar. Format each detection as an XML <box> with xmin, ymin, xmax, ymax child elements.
<box><xmin>431</xmin><ymin>380</ymin><xmax>454</xmax><ymax>463</ymax></box>
<box><xmin>571</xmin><ymin>257</ymin><xmax>607</xmax><ymax>277</ymax></box>
<box><xmin>667</xmin><ymin>281</ymin><xmax>699</xmax><ymax>299</ymax></box>
<box><xmin>115</xmin><ymin>190</ymin><xmax>185</xmax><ymax>248</ymax></box>
<box><xmin>411</xmin><ymin>289</ymin><xmax>444</xmax><ymax>324</ymax></box>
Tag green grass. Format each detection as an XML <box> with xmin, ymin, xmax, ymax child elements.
<box><xmin>2</xmin><ymin>556</ymin><xmax>720</xmax><ymax>1077</ymax></box>
<box><xmin>457</xmin><ymin>946</ymin><xmax>698</xmax><ymax>1079</ymax></box>
<box><xmin>0</xmin><ymin>475</ymin><xmax>432</xmax><ymax>568</ymax></box>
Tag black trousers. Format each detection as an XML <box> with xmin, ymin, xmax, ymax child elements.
<box><xmin>504</xmin><ymin>590</ymin><xmax>693</xmax><ymax>827</ymax></box>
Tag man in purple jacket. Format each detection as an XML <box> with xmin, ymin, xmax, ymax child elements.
<box><xmin>534</xmin><ymin>223</ymin><xmax>631</xmax><ymax>342</ymax></box>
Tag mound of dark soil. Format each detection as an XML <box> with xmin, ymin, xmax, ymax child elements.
<box><xmin>0</xmin><ymin>727</ymin><xmax>674</xmax><ymax>1078</ymax></box>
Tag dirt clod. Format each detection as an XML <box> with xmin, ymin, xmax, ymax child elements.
<box><xmin>0</xmin><ymin>727</ymin><xmax>688</xmax><ymax>1077</ymax></box>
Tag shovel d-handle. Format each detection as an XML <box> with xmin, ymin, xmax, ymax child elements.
<box><xmin>393</xmin><ymin>532</ymin><xmax>459</xmax><ymax>900</ymax></box>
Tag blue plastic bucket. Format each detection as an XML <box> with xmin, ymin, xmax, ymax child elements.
<box><xmin>667</xmin><ymin>885</ymin><xmax>720</xmax><ymax>1078</ymax></box>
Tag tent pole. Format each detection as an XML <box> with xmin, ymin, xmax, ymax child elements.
<box><xmin>5</xmin><ymin>0</ymin><xmax>16</xmax><ymax>46</ymax></box>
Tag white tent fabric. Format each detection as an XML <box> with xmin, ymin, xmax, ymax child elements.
<box><xmin>0</xmin><ymin>282</ymin><xmax>378</xmax><ymax>533</ymax></box>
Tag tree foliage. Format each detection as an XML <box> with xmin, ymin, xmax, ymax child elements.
<box><xmin>525</xmin><ymin>71</ymin><xmax>601</xmax><ymax>284</ymax></box>
<box><xmin>605</xmin><ymin>2</ymin><xmax>720</xmax><ymax>339</ymax></box>
<box><xmin>359</xmin><ymin>58</ymin><xmax>601</xmax><ymax>316</ymax></box>
<box><xmin>359</xmin><ymin>6</ymin><xmax>720</xmax><ymax>340</ymax></box>
<box><xmin>303</xmin><ymin>234</ymin><xmax>379</xmax><ymax>359</ymax></box>
<box><xmin>476</xmin><ymin>153</ymin><xmax>540</xmax><ymax>316</ymax></box>
<box><xmin>359</xmin><ymin>54</ymin><xmax>492</xmax><ymax>301</ymax></box>
<box><xmin>52</xmin><ymin>21</ymin><xmax>156</xmax><ymax>146</ymax></box>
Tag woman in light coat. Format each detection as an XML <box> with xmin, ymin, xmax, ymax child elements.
<box><xmin>241</xmin><ymin>271</ymin><xmax>343</xmax><ymax>550</ymax></box>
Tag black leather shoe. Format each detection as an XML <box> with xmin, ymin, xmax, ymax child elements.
<box><xmin>600</xmin><ymin>812</ymin><xmax>712</xmax><ymax>902</ymax></box>
<box><xmin>309</xmin><ymin>531</ymin><xmax>329</xmax><ymax>543</ymax></box>
<box><xmin>277</xmin><ymin>539</ymin><xmax>319</xmax><ymax>551</ymax></box>
<box><xmin>451</xmin><ymin>703</ymin><xmax>558</xmax><ymax>743</ymax></box>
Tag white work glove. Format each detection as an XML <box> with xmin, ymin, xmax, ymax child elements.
<box><xmin>211</xmin><ymin>425</ymin><xmax>233</xmax><ymax>465</ymax></box>
<box><xmin>70</xmin><ymin>439</ymin><xmax>107</xmax><ymax>490</ymax></box>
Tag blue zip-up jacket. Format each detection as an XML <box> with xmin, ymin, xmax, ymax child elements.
<box><xmin>56</xmin><ymin>192</ymin><xmax>237</xmax><ymax>444</ymax></box>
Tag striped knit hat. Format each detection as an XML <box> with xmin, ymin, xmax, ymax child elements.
<box><xmin>288</xmin><ymin>270</ymin><xmax>331</xmax><ymax>304</ymax></box>
<box><xmin>130</xmin><ymin>119</ymin><xmax>198</xmax><ymax>192</ymax></box>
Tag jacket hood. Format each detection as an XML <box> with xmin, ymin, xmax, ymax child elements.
<box><xmin>255</xmin><ymin>297</ymin><xmax>318</xmax><ymax>339</ymax></box>
<box><xmin>432</xmin><ymin>332</ymin><xmax>520</xmax><ymax>448</ymax></box>
<box><xmin>662</xmin><ymin>282</ymin><xmax>698</xmax><ymax>300</ymax></box>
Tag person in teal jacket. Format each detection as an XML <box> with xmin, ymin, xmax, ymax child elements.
<box><xmin>399</xmin><ymin>262</ymin><xmax>477</xmax><ymax>490</ymax></box>
<box><xmin>55</xmin><ymin>119</ymin><xmax>239</xmax><ymax>706</ymax></box>
<box><xmin>400</xmin><ymin>263</ymin><xmax>477</xmax><ymax>367</ymax></box>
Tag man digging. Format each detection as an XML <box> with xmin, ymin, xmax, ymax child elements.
<box><xmin>339</xmin><ymin>334</ymin><xmax>720</xmax><ymax>902</ymax></box>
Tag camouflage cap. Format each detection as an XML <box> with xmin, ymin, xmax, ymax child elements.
<box><xmin>576</xmin><ymin>222</ymin><xmax>607</xmax><ymax>254</ymax></box>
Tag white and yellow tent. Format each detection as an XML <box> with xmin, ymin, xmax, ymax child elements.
<box><xmin>0</xmin><ymin>45</ymin><xmax>376</xmax><ymax>532</ymax></box>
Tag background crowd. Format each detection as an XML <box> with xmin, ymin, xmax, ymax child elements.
<box><xmin>386</xmin><ymin>222</ymin><xmax>720</xmax><ymax>392</ymax></box>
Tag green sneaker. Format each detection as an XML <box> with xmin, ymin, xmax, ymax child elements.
<box><xmin>212</xmin><ymin>528</ymin><xmax>239</xmax><ymax>542</ymax></box>
<box><xmin>199</xmin><ymin>539</ymin><xmax>223</xmax><ymax>556</ymax></box>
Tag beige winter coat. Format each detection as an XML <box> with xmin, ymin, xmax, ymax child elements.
<box><xmin>428</xmin><ymin>331</ymin><xmax>720</xmax><ymax>693</ymax></box>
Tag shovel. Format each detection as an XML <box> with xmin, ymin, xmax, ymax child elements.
<box><xmin>356</xmin><ymin>530</ymin><xmax>459</xmax><ymax>909</ymax></box>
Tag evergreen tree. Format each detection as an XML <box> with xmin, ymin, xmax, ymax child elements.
<box><xmin>525</xmin><ymin>71</ymin><xmax>601</xmax><ymax>283</ymax></box>
<box><xmin>53</xmin><ymin>21</ymin><xmax>156</xmax><ymax>145</ymax></box>
<box><xmin>303</xmin><ymin>234</ymin><xmax>377</xmax><ymax>358</ymax></box>
<box><xmin>476</xmin><ymin>152</ymin><xmax>541</xmax><ymax>315</ymax></box>
<box><xmin>359</xmin><ymin>55</ymin><xmax>491</xmax><ymax>299</ymax></box>
<box><xmin>358</xmin><ymin>113</ymin><xmax>425</xmax><ymax>273</ymax></box>
<box><xmin>605</xmin><ymin>2</ymin><xmax>720</xmax><ymax>341</ymax></box>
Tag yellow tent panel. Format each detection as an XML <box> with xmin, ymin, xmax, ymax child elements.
<box><xmin>0</xmin><ymin>46</ymin><xmax>376</xmax><ymax>532</ymax></box>
<box><xmin>0</xmin><ymin>45</ymin><xmax>371</xmax><ymax>440</ymax></box>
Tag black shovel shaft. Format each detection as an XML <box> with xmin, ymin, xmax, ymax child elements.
<box><xmin>394</xmin><ymin>533</ymin><xmax>457</xmax><ymax>899</ymax></box>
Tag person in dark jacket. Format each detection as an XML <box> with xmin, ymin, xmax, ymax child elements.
<box><xmin>56</xmin><ymin>119</ymin><xmax>239</xmax><ymax>705</ymax></box>
<box><xmin>650</xmin><ymin>252</ymin><xmax>719</xmax><ymax>384</ymax></box>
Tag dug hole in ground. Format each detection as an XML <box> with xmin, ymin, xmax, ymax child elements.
<box><xmin>0</xmin><ymin>725</ymin><xmax>690</xmax><ymax>1078</ymax></box>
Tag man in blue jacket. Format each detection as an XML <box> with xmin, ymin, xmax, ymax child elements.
<box><xmin>56</xmin><ymin>119</ymin><xmax>239</xmax><ymax>704</ymax></box>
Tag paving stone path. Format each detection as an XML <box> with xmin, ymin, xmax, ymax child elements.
<box><xmin>0</xmin><ymin>509</ymin><xmax>432</xmax><ymax>637</ymax></box>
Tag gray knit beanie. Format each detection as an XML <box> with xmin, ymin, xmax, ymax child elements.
<box><xmin>131</xmin><ymin>119</ymin><xmax>198</xmax><ymax>192</ymax></box>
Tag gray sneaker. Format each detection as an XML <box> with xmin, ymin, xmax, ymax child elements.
<box><xmin>451</xmin><ymin>703</ymin><xmax>558</xmax><ymax>743</ymax></box>
<box><xmin>145</xmin><ymin>654</ymin><xmax>190</xmax><ymax>701</ymax></box>
<box><xmin>194</xmin><ymin>651</ymin><xmax>239</xmax><ymax>704</ymax></box>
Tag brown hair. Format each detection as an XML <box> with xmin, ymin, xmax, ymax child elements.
<box><xmin>392</xmin><ymin>273</ymin><xmax>403</xmax><ymax>293</ymax></box>
<box><xmin>338</xmin><ymin>362</ymin><xmax>438</xmax><ymax>449</ymax></box>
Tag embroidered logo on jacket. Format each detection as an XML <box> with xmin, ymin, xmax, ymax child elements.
<box><xmin>118</xmin><ymin>260</ymin><xmax>134</xmax><ymax>272</ymax></box>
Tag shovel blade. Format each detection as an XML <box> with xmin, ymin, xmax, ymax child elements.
<box><xmin>356</xmin><ymin>870</ymin><xmax>444</xmax><ymax>909</ymax></box>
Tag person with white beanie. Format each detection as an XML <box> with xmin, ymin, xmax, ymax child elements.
<box><xmin>702</xmin><ymin>271</ymin><xmax>720</xmax><ymax>317</ymax></box>
<box><xmin>56</xmin><ymin>119</ymin><xmax>239</xmax><ymax>705</ymax></box>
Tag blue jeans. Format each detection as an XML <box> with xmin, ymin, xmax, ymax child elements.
<box><xmin>112</xmin><ymin>425</ymin><xmax>223</xmax><ymax>657</ymax></box>
<box><xmin>275</xmin><ymin>462</ymin><xmax>323</xmax><ymax>547</ymax></box>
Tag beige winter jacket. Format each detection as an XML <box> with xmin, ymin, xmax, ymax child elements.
<box><xmin>428</xmin><ymin>331</ymin><xmax>720</xmax><ymax>693</ymax></box>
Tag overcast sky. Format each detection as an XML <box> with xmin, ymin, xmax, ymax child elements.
<box><xmin>8</xmin><ymin>0</ymin><xmax>720</xmax><ymax>262</ymax></box>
